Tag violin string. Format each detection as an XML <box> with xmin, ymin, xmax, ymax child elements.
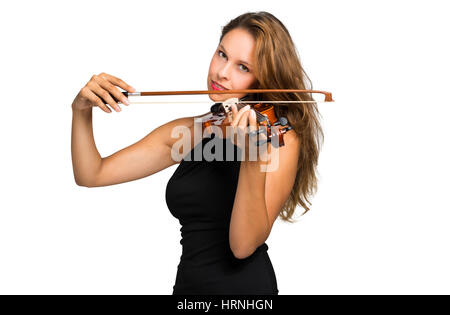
<box><xmin>126</xmin><ymin>100</ymin><xmax>321</xmax><ymax>104</ymax></box>
<box><xmin>125</xmin><ymin>100</ymin><xmax>318</xmax><ymax>122</ymax></box>
<box><xmin>239</xmin><ymin>101</ymin><xmax>319</xmax><ymax>103</ymax></box>
<box><xmin>234</xmin><ymin>103</ymin><xmax>269</xmax><ymax>122</ymax></box>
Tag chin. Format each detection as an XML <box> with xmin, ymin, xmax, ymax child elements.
<box><xmin>208</xmin><ymin>94</ymin><xmax>225</xmax><ymax>103</ymax></box>
<box><xmin>209</xmin><ymin>93</ymin><xmax>239</xmax><ymax>102</ymax></box>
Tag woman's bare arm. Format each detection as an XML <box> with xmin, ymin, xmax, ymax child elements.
<box><xmin>85</xmin><ymin>115</ymin><xmax>198</xmax><ymax>187</ymax></box>
<box><xmin>71</xmin><ymin>72</ymin><xmax>207</xmax><ymax>187</ymax></box>
<box><xmin>71</xmin><ymin>107</ymin><xmax>206</xmax><ymax>187</ymax></box>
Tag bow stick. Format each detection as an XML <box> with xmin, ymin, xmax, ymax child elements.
<box><xmin>114</xmin><ymin>89</ymin><xmax>334</xmax><ymax>104</ymax></box>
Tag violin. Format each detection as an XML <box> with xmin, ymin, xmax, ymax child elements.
<box><xmin>117</xmin><ymin>89</ymin><xmax>334</xmax><ymax>148</ymax></box>
<box><xmin>201</xmin><ymin>97</ymin><xmax>292</xmax><ymax>148</ymax></box>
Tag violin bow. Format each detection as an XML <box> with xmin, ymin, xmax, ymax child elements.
<box><xmin>117</xmin><ymin>89</ymin><xmax>334</xmax><ymax>104</ymax></box>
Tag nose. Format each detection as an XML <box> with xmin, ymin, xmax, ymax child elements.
<box><xmin>218</xmin><ymin>61</ymin><xmax>232</xmax><ymax>81</ymax></box>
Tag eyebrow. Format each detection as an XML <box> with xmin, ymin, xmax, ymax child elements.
<box><xmin>219</xmin><ymin>44</ymin><xmax>252</xmax><ymax>67</ymax></box>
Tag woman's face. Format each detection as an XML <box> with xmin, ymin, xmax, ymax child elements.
<box><xmin>207</xmin><ymin>28</ymin><xmax>258</xmax><ymax>102</ymax></box>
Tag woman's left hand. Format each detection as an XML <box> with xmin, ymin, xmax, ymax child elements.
<box><xmin>229</xmin><ymin>104</ymin><xmax>269</xmax><ymax>163</ymax></box>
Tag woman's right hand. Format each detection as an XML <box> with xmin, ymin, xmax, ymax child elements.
<box><xmin>71</xmin><ymin>72</ymin><xmax>136</xmax><ymax>113</ymax></box>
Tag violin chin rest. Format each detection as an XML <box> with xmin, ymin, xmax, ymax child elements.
<box><xmin>209</xmin><ymin>103</ymin><xmax>220</xmax><ymax>114</ymax></box>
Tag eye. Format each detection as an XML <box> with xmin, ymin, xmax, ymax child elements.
<box><xmin>239</xmin><ymin>64</ymin><xmax>249</xmax><ymax>72</ymax></box>
<box><xmin>218</xmin><ymin>50</ymin><xmax>226</xmax><ymax>58</ymax></box>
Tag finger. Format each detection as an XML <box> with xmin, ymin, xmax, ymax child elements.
<box><xmin>89</xmin><ymin>80</ymin><xmax>121</xmax><ymax>112</ymax></box>
<box><xmin>237</xmin><ymin>110</ymin><xmax>250</xmax><ymax>129</ymax></box>
<box><xmin>96</xmin><ymin>75</ymin><xmax>130</xmax><ymax>106</ymax></box>
<box><xmin>249</xmin><ymin>109</ymin><xmax>257</xmax><ymax>133</ymax></box>
<box><xmin>85</xmin><ymin>88</ymin><xmax>112</xmax><ymax>113</ymax></box>
<box><xmin>229</xmin><ymin>104</ymin><xmax>239</xmax><ymax>137</ymax></box>
<box><xmin>231</xmin><ymin>105</ymin><xmax>251</xmax><ymax>127</ymax></box>
<box><xmin>247</xmin><ymin>109</ymin><xmax>259</xmax><ymax>147</ymax></box>
<box><xmin>231</xmin><ymin>103</ymin><xmax>238</xmax><ymax>117</ymax></box>
<box><xmin>248</xmin><ymin>110</ymin><xmax>260</xmax><ymax>154</ymax></box>
<box><xmin>235</xmin><ymin>111</ymin><xmax>250</xmax><ymax>149</ymax></box>
<box><xmin>99</xmin><ymin>72</ymin><xmax>136</xmax><ymax>93</ymax></box>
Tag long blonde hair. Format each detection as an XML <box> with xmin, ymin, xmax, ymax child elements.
<box><xmin>220</xmin><ymin>11</ymin><xmax>324</xmax><ymax>222</ymax></box>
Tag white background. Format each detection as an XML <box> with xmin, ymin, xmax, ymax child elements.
<box><xmin>1</xmin><ymin>0</ymin><xmax>449</xmax><ymax>294</ymax></box>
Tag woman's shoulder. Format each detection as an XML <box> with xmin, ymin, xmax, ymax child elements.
<box><xmin>282</xmin><ymin>129</ymin><xmax>300</xmax><ymax>148</ymax></box>
<box><xmin>159</xmin><ymin>112</ymin><xmax>211</xmax><ymax>153</ymax></box>
<box><xmin>166</xmin><ymin>111</ymin><xmax>210</xmax><ymax>128</ymax></box>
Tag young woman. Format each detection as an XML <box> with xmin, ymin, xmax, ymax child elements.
<box><xmin>71</xmin><ymin>11</ymin><xmax>323</xmax><ymax>295</ymax></box>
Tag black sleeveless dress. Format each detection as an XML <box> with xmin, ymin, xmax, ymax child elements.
<box><xmin>165</xmin><ymin>133</ymin><xmax>279</xmax><ymax>295</ymax></box>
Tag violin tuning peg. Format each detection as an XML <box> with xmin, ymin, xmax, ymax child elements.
<box><xmin>273</xmin><ymin>117</ymin><xmax>289</xmax><ymax>126</ymax></box>
<box><xmin>249</xmin><ymin>127</ymin><xmax>265</xmax><ymax>137</ymax></box>
<box><xmin>280</xmin><ymin>117</ymin><xmax>289</xmax><ymax>126</ymax></box>
<box><xmin>284</xmin><ymin>126</ymin><xmax>293</xmax><ymax>132</ymax></box>
<box><xmin>255</xmin><ymin>138</ymin><xmax>283</xmax><ymax>148</ymax></box>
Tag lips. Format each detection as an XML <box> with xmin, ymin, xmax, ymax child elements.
<box><xmin>211</xmin><ymin>80</ymin><xmax>229</xmax><ymax>90</ymax></box>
